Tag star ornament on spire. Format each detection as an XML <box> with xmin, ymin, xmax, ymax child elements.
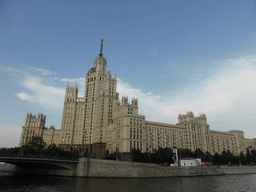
<box><xmin>99</xmin><ymin>39</ymin><xmax>104</xmax><ymax>56</ymax></box>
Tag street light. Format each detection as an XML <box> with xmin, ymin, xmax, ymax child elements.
<box><xmin>116</xmin><ymin>147</ymin><xmax>119</xmax><ymax>161</ymax></box>
<box><xmin>130</xmin><ymin>143</ymin><xmax>133</xmax><ymax>162</ymax></box>
<box><xmin>83</xmin><ymin>131</ymin><xmax>87</xmax><ymax>157</ymax></box>
<box><xmin>147</xmin><ymin>147</ymin><xmax>151</xmax><ymax>163</ymax></box>
<box><xmin>20</xmin><ymin>136</ymin><xmax>25</xmax><ymax>156</ymax></box>
<box><xmin>121</xmin><ymin>149</ymin><xmax>123</xmax><ymax>161</ymax></box>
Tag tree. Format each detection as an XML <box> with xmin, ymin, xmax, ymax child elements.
<box><xmin>212</xmin><ymin>152</ymin><xmax>223</xmax><ymax>165</ymax></box>
<box><xmin>42</xmin><ymin>144</ymin><xmax>60</xmax><ymax>157</ymax></box>
<box><xmin>151</xmin><ymin>147</ymin><xmax>173</xmax><ymax>164</ymax></box>
<box><xmin>179</xmin><ymin>148</ymin><xmax>193</xmax><ymax>158</ymax></box>
<box><xmin>239</xmin><ymin>152</ymin><xmax>246</xmax><ymax>165</ymax></box>
<box><xmin>246</xmin><ymin>148</ymin><xmax>252</xmax><ymax>164</ymax></box>
<box><xmin>203</xmin><ymin>151</ymin><xmax>211</xmax><ymax>162</ymax></box>
<box><xmin>251</xmin><ymin>150</ymin><xmax>256</xmax><ymax>164</ymax></box>
<box><xmin>193</xmin><ymin>148</ymin><xmax>204</xmax><ymax>159</ymax></box>
<box><xmin>24</xmin><ymin>136</ymin><xmax>46</xmax><ymax>155</ymax></box>
<box><xmin>131</xmin><ymin>148</ymin><xmax>142</xmax><ymax>162</ymax></box>
<box><xmin>226</xmin><ymin>150</ymin><xmax>235</xmax><ymax>165</ymax></box>
<box><xmin>0</xmin><ymin>147</ymin><xmax>20</xmax><ymax>156</ymax></box>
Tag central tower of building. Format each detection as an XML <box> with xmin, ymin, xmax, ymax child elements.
<box><xmin>59</xmin><ymin>40</ymin><xmax>119</xmax><ymax>156</ymax></box>
<box><xmin>84</xmin><ymin>39</ymin><xmax>118</xmax><ymax>144</ymax></box>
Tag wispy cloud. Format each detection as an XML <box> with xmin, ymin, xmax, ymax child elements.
<box><xmin>1</xmin><ymin>65</ymin><xmax>65</xmax><ymax>111</ymax></box>
<box><xmin>1</xmin><ymin>65</ymin><xmax>87</xmax><ymax>111</ymax></box>
<box><xmin>32</xmin><ymin>67</ymin><xmax>57</xmax><ymax>76</ymax></box>
<box><xmin>17</xmin><ymin>76</ymin><xmax>65</xmax><ymax>111</ymax></box>
<box><xmin>17</xmin><ymin>92</ymin><xmax>31</xmax><ymax>101</ymax></box>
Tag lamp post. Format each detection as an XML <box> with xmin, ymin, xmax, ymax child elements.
<box><xmin>21</xmin><ymin>136</ymin><xmax>25</xmax><ymax>156</ymax></box>
<box><xmin>147</xmin><ymin>147</ymin><xmax>151</xmax><ymax>163</ymax></box>
<box><xmin>130</xmin><ymin>143</ymin><xmax>132</xmax><ymax>162</ymax></box>
<box><xmin>116</xmin><ymin>147</ymin><xmax>119</xmax><ymax>161</ymax></box>
<box><xmin>121</xmin><ymin>149</ymin><xmax>123</xmax><ymax>161</ymax></box>
<box><xmin>130</xmin><ymin>136</ymin><xmax>133</xmax><ymax>162</ymax></box>
<box><xmin>83</xmin><ymin>131</ymin><xmax>87</xmax><ymax>157</ymax></box>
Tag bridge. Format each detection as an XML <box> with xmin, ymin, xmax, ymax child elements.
<box><xmin>0</xmin><ymin>156</ymin><xmax>87</xmax><ymax>177</ymax></box>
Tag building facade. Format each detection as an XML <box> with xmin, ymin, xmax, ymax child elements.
<box><xmin>20</xmin><ymin>41</ymin><xmax>251</xmax><ymax>157</ymax></box>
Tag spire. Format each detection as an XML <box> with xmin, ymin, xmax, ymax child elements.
<box><xmin>99</xmin><ymin>39</ymin><xmax>104</xmax><ymax>57</ymax></box>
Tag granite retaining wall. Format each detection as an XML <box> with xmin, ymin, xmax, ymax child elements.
<box><xmin>1</xmin><ymin>158</ymin><xmax>256</xmax><ymax>177</ymax></box>
<box><xmin>76</xmin><ymin>158</ymin><xmax>256</xmax><ymax>177</ymax></box>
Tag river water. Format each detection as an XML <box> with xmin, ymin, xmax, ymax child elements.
<box><xmin>0</xmin><ymin>172</ymin><xmax>256</xmax><ymax>192</ymax></box>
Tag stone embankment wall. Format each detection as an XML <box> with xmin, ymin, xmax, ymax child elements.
<box><xmin>76</xmin><ymin>158</ymin><xmax>256</xmax><ymax>177</ymax></box>
<box><xmin>1</xmin><ymin>158</ymin><xmax>256</xmax><ymax>177</ymax></box>
<box><xmin>76</xmin><ymin>158</ymin><xmax>177</xmax><ymax>177</ymax></box>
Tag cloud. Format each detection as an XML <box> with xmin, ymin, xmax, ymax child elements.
<box><xmin>17</xmin><ymin>92</ymin><xmax>31</xmax><ymax>100</ymax></box>
<box><xmin>117</xmin><ymin>78</ymin><xmax>166</xmax><ymax>121</ymax></box>
<box><xmin>1</xmin><ymin>65</ymin><xmax>86</xmax><ymax>112</ymax></box>
<box><xmin>17</xmin><ymin>76</ymin><xmax>65</xmax><ymax>111</ymax></box>
<box><xmin>33</xmin><ymin>67</ymin><xmax>57</xmax><ymax>76</ymax></box>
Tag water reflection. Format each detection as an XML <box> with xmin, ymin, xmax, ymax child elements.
<box><xmin>0</xmin><ymin>172</ymin><xmax>256</xmax><ymax>192</ymax></box>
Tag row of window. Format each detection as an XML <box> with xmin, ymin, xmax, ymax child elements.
<box><xmin>130</xmin><ymin>128</ymin><xmax>142</xmax><ymax>140</ymax></box>
<box><xmin>130</xmin><ymin>118</ymin><xmax>142</xmax><ymax>127</ymax></box>
<box><xmin>25</xmin><ymin>121</ymin><xmax>40</xmax><ymax>127</ymax></box>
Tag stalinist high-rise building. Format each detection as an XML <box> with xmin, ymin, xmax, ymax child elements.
<box><xmin>20</xmin><ymin>40</ymin><xmax>249</xmax><ymax>159</ymax></box>
<box><xmin>57</xmin><ymin>39</ymin><xmax>120</xmax><ymax>157</ymax></box>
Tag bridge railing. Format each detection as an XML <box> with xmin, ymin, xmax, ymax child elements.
<box><xmin>0</xmin><ymin>154</ymin><xmax>79</xmax><ymax>162</ymax></box>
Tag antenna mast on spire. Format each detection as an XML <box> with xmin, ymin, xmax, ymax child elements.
<box><xmin>99</xmin><ymin>39</ymin><xmax>104</xmax><ymax>56</ymax></box>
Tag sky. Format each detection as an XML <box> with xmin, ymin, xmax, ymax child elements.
<box><xmin>1</xmin><ymin>0</ymin><xmax>256</xmax><ymax>148</ymax></box>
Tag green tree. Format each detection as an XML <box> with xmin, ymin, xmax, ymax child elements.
<box><xmin>251</xmin><ymin>150</ymin><xmax>256</xmax><ymax>164</ymax></box>
<box><xmin>0</xmin><ymin>147</ymin><xmax>20</xmax><ymax>156</ymax></box>
<box><xmin>179</xmin><ymin>148</ymin><xmax>193</xmax><ymax>158</ymax></box>
<box><xmin>193</xmin><ymin>148</ymin><xmax>205</xmax><ymax>159</ymax></box>
<box><xmin>212</xmin><ymin>152</ymin><xmax>223</xmax><ymax>165</ymax></box>
<box><xmin>24</xmin><ymin>136</ymin><xmax>46</xmax><ymax>155</ymax></box>
<box><xmin>246</xmin><ymin>148</ymin><xmax>252</xmax><ymax>164</ymax></box>
<box><xmin>151</xmin><ymin>147</ymin><xmax>173</xmax><ymax>164</ymax></box>
<box><xmin>221</xmin><ymin>151</ymin><xmax>229</xmax><ymax>164</ymax></box>
<box><xmin>203</xmin><ymin>151</ymin><xmax>211</xmax><ymax>162</ymax></box>
<box><xmin>131</xmin><ymin>148</ymin><xmax>142</xmax><ymax>162</ymax></box>
<box><xmin>239</xmin><ymin>152</ymin><xmax>246</xmax><ymax>165</ymax></box>
<box><xmin>42</xmin><ymin>143</ymin><xmax>60</xmax><ymax>157</ymax></box>
<box><xmin>226</xmin><ymin>150</ymin><xmax>235</xmax><ymax>165</ymax></box>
